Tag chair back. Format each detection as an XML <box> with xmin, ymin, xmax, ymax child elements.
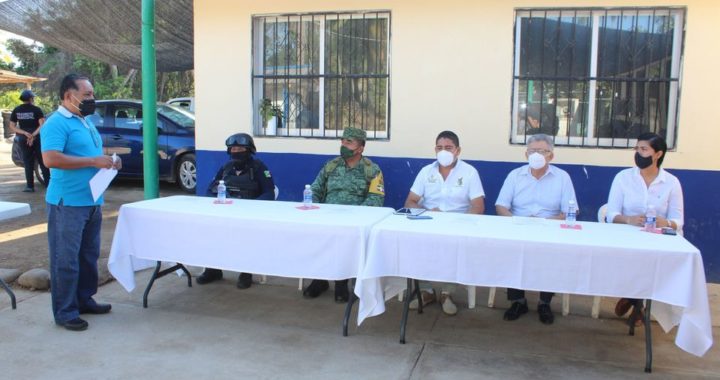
<box><xmin>597</xmin><ymin>203</ymin><xmax>608</xmax><ymax>223</ymax></box>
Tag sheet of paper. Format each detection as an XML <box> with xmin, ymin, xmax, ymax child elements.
<box><xmin>90</xmin><ymin>168</ymin><xmax>118</xmax><ymax>202</ymax></box>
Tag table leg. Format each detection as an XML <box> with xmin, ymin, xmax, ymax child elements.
<box><xmin>342</xmin><ymin>278</ymin><xmax>357</xmax><ymax>337</ymax></box>
<box><xmin>0</xmin><ymin>277</ymin><xmax>16</xmax><ymax>310</ymax></box>
<box><xmin>627</xmin><ymin>302</ymin><xmax>643</xmax><ymax>336</ymax></box>
<box><xmin>142</xmin><ymin>261</ymin><xmax>193</xmax><ymax>308</ymax></box>
<box><xmin>400</xmin><ymin>278</ymin><xmax>421</xmax><ymax>344</ymax></box>
<box><xmin>644</xmin><ymin>300</ymin><xmax>653</xmax><ymax>373</ymax></box>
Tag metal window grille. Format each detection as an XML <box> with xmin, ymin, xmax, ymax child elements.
<box><xmin>252</xmin><ymin>11</ymin><xmax>391</xmax><ymax>139</ymax></box>
<box><xmin>511</xmin><ymin>7</ymin><xmax>685</xmax><ymax>148</ymax></box>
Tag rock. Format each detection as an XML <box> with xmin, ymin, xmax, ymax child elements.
<box><xmin>97</xmin><ymin>258</ymin><xmax>113</xmax><ymax>286</ymax></box>
<box><xmin>0</xmin><ymin>268</ymin><xmax>22</xmax><ymax>283</ymax></box>
<box><xmin>17</xmin><ymin>268</ymin><xmax>51</xmax><ymax>290</ymax></box>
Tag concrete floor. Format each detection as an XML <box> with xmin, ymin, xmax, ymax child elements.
<box><xmin>0</xmin><ymin>272</ymin><xmax>718</xmax><ymax>379</ymax></box>
<box><xmin>0</xmin><ymin>139</ymin><xmax>718</xmax><ymax>379</ymax></box>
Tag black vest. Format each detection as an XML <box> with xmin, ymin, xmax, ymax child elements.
<box><xmin>220</xmin><ymin>162</ymin><xmax>260</xmax><ymax>199</ymax></box>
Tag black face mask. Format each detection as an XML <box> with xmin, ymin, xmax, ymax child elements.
<box><xmin>79</xmin><ymin>99</ymin><xmax>96</xmax><ymax>117</ymax></box>
<box><xmin>230</xmin><ymin>151</ymin><xmax>251</xmax><ymax>166</ymax></box>
<box><xmin>72</xmin><ymin>96</ymin><xmax>96</xmax><ymax>117</ymax></box>
<box><xmin>634</xmin><ymin>152</ymin><xmax>654</xmax><ymax>169</ymax></box>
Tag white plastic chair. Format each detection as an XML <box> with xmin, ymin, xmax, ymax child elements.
<box><xmin>398</xmin><ymin>285</ymin><xmax>476</xmax><ymax>308</ymax></box>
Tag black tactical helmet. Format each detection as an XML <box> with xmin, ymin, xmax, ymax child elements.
<box><xmin>225</xmin><ymin>133</ymin><xmax>256</xmax><ymax>154</ymax></box>
<box><xmin>19</xmin><ymin>89</ymin><xmax>36</xmax><ymax>102</ymax></box>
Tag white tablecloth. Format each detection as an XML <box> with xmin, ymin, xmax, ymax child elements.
<box><xmin>108</xmin><ymin>195</ymin><xmax>394</xmax><ymax>292</ymax></box>
<box><xmin>0</xmin><ymin>201</ymin><xmax>30</xmax><ymax>221</ymax></box>
<box><xmin>355</xmin><ymin>212</ymin><xmax>713</xmax><ymax>357</ymax></box>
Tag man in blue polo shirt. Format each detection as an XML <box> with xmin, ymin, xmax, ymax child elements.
<box><xmin>41</xmin><ymin>74</ymin><xmax>122</xmax><ymax>331</ymax></box>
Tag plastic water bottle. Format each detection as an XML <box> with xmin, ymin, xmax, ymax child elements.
<box><xmin>645</xmin><ymin>204</ymin><xmax>657</xmax><ymax>232</ymax></box>
<box><xmin>217</xmin><ymin>180</ymin><xmax>227</xmax><ymax>203</ymax></box>
<box><xmin>565</xmin><ymin>199</ymin><xmax>577</xmax><ymax>227</ymax></box>
<box><xmin>303</xmin><ymin>184</ymin><xmax>313</xmax><ymax>208</ymax></box>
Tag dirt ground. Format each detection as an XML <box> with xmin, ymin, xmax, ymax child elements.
<box><xmin>0</xmin><ymin>138</ymin><xmax>186</xmax><ymax>284</ymax></box>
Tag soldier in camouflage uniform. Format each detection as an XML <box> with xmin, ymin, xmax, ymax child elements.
<box><xmin>303</xmin><ymin>127</ymin><xmax>385</xmax><ymax>302</ymax></box>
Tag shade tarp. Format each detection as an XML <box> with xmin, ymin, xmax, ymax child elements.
<box><xmin>0</xmin><ymin>0</ymin><xmax>193</xmax><ymax>72</ymax></box>
<box><xmin>0</xmin><ymin>68</ymin><xmax>46</xmax><ymax>84</ymax></box>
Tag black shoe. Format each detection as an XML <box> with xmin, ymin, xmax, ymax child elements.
<box><xmin>503</xmin><ymin>301</ymin><xmax>529</xmax><ymax>321</ymax></box>
<box><xmin>196</xmin><ymin>268</ymin><xmax>223</xmax><ymax>285</ymax></box>
<box><xmin>22</xmin><ymin>187</ymin><xmax>34</xmax><ymax>193</ymax></box>
<box><xmin>538</xmin><ymin>303</ymin><xmax>555</xmax><ymax>325</ymax></box>
<box><xmin>236</xmin><ymin>273</ymin><xmax>252</xmax><ymax>289</ymax></box>
<box><xmin>334</xmin><ymin>280</ymin><xmax>349</xmax><ymax>303</ymax></box>
<box><xmin>80</xmin><ymin>303</ymin><xmax>112</xmax><ymax>314</ymax></box>
<box><xmin>57</xmin><ymin>317</ymin><xmax>88</xmax><ymax>331</ymax></box>
<box><xmin>303</xmin><ymin>280</ymin><xmax>329</xmax><ymax>299</ymax></box>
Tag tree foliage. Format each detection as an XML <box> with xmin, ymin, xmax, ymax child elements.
<box><xmin>0</xmin><ymin>38</ymin><xmax>194</xmax><ymax>113</ymax></box>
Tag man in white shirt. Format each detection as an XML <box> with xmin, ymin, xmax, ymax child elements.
<box><xmin>404</xmin><ymin>131</ymin><xmax>485</xmax><ymax>315</ymax></box>
<box><xmin>495</xmin><ymin>134</ymin><xmax>578</xmax><ymax>325</ymax></box>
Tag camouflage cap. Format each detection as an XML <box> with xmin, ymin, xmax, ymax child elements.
<box><xmin>342</xmin><ymin>127</ymin><xmax>367</xmax><ymax>141</ymax></box>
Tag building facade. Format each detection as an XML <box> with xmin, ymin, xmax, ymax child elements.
<box><xmin>194</xmin><ymin>1</ymin><xmax>720</xmax><ymax>281</ymax></box>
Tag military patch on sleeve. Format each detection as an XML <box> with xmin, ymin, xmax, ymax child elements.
<box><xmin>264</xmin><ymin>170</ymin><xmax>272</xmax><ymax>178</ymax></box>
<box><xmin>368</xmin><ymin>172</ymin><xmax>385</xmax><ymax>196</ymax></box>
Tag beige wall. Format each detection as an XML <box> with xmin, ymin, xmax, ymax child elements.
<box><xmin>194</xmin><ymin>0</ymin><xmax>720</xmax><ymax>170</ymax></box>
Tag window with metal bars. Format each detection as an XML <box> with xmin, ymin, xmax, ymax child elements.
<box><xmin>511</xmin><ymin>7</ymin><xmax>685</xmax><ymax>148</ymax></box>
<box><xmin>252</xmin><ymin>11</ymin><xmax>390</xmax><ymax>139</ymax></box>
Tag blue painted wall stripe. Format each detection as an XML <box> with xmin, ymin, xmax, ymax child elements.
<box><xmin>198</xmin><ymin>150</ymin><xmax>720</xmax><ymax>283</ymax></box>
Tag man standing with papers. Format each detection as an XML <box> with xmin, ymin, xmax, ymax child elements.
<box><xmin>41</xmin><ymin>74</ymin><xmax>122</xmax><ymax>331</ymax></box>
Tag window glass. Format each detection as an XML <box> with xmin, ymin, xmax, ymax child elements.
<box><xmin>512</xmin><ymin>8</ymin><xmax>684</xmax><ymax>148</ymax></box>
<box><xmin>86</xmin><ymin>104</ymin><xmax>106</xmax><ymax>127</ymax></box>
<box><xmin>253</xmin><ymin>11</ymin><xmax>390</xmax><ymax>138</ymax></box>
<box><xmin>113</xmin><ymin>106</ymin><xmax>143</xmax><ymax>130</ymax></box>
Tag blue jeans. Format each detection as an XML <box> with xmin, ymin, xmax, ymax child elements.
<box><xmin>47</xmin><ymin>202</ymin><xmax>102</xmax><ymax>323</ymax></box>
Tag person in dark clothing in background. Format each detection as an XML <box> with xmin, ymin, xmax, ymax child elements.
<box><xmin>10</xmin><ymin>89</ymin><xmax>50</xmax><ymax>192</ymax></box>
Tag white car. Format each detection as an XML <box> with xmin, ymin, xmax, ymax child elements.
<box><xmin>166</xmin><ymin>97</ymin><xmax>195</xmax><ymax>113</ymax></box>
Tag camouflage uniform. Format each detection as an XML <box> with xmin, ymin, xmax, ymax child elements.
<box><xmin>310</xmin><ymin>128</ymin><xmax>385</xmax><ymax>206</ymax></box>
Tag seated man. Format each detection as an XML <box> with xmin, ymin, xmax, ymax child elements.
<box><xmin>404</xmin><ymin>130</ymin><xmax>485</xmax><ymax>315</ymax></box>
<box><xmin>197</xmin><ymin>133</ymin><xmax>275</xmax><ymax>288</ymax></box>
<box><xmin>303</xmin><ymin>127</ymin><xmax>385</xmax><ymax>302</ymax></box>
<box><xmin>495</xmin><ymin>133</ymin><xmax>578</xmax><ymax>325</ymax></box>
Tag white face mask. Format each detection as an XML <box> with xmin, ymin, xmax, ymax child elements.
<box><xmin>436</xmin><ymin>150</ymin><xmax>455</xmax><ymax>167</ymax></box>
<box><xmin>528</xmin><ymin>152</ymin><xmax>546</xmax><ymax>170</ymax></box>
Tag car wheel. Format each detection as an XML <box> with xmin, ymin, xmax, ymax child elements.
<box><xmin>176</xmin><ymin>153</ymin><xmax>196</xmax><ymax>193</ymax></box>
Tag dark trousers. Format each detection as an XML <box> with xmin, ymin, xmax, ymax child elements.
<box><xmin>47</xmin><ymin>203</ymin><xmax>102</xmax><ymax>323</ymax></box>
<box><xmin>21</xmin><ymin>139</ymin><xmax>50</xmax><ymax>188</ymax></box>
<box><xmin>507</xmin><ymin>288</ymin><xmax>554</xmax><ymax>303</ymax></box>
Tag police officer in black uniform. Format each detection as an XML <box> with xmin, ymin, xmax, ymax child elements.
<box><xmin>10</xmin><ymin>90</ymin><xmax>50</xmax><ymax>192</ymax></box>
<box><xmin>197</xmin><ymin>133</ymin><xmax>276</xmax><ymax>288</ymax></box>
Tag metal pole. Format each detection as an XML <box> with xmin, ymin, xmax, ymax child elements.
<box><xmin>141</xmin><ymin>0</ymin><xmax>159</xmax><ymax>199</ymax></box>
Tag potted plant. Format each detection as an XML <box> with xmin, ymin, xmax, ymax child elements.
<box><xmin>259</xmin><ymin>98</ymin><xmax>283</xmax><ymax>133</ymax></box>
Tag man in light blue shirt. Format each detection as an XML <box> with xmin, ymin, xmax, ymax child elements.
<box><xmin>41</xmin><ymin>74</ymin><xmax>121</xmax><ymax>331</ymax></box>
<box><xmin>495</xmin><ymin>134</ymin><xmax>578</xmax><ymax>325</ymax></box>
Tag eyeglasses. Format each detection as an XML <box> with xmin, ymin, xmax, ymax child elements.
<box><xmin>527</xmin><ymin>149</ymin><xmax>552</xmax><ymax>155</ymax></box>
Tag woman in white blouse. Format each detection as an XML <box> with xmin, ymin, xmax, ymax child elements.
<box><xmin>606</xmin><ymin>132</ymin><xmax>684</xmax><ymax>325</ymax></box>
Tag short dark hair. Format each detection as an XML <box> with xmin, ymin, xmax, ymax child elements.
<box><xmin>436</xmin><ymin>130</ymin><xmax>460</xmax><ymax>147</ymax></box>
<box><xmin>637</xmin><ymin>132</ymin><xmax>667</xmax><ymax>167</ymax></box>
<box><xmin>58</xmin><ymin>73</ymin><xmax>89</xmax><ymax>100</ymax></box>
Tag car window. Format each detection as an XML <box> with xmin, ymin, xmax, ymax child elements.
<box><xmin>158</xmin><ymin>105</ymin><xmax>195</xmax><ymax>130</ymax></box>
<box><xmin>86</xmin><ymin>104</ymin><xmax>106</xmax><ymax>127</ymax></box>
<box><xmin>114</xmin><ymin>106</ymin><xmax>143</xmax><ymax>130</ymax></box>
